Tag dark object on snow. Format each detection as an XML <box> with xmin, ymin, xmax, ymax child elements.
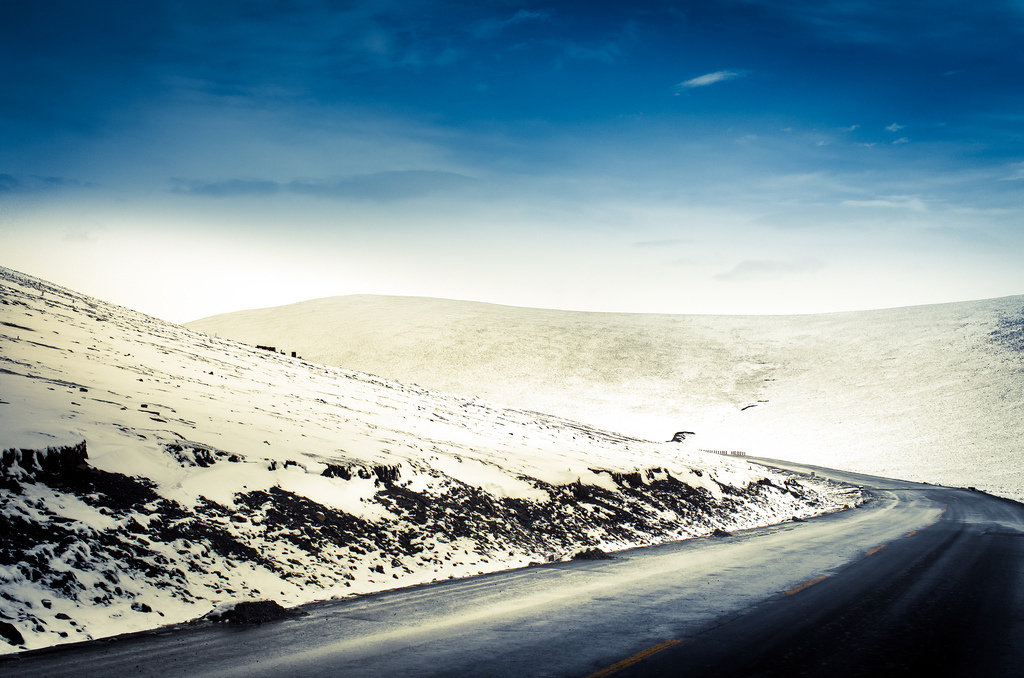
<box><xmin>710</xmin><ymin>528</ymin><xmax>732</xmax><ymax>538</ymax></box>
<box><xmin>215</xmin><ymin>600</ymin><xmax>300</xmax><ymax>625</ymax></box>
<box><xmin>572</xmin><ymin>548</ymin><xmax>614</xmax><ymax>560</ymax></box>
<box><xmin>791</xmin><ymin>516</ymin><xmax>806</xmax><ymax>522</ymax></box>
<box><xmin>1</xmin><ymin>441</ymin><xmax>89</xmax><ymax>483</ymax></box>
<box><xmin>0</xmin><ymin>621</ymin><xmax>25</xmax><ymax>646</ymax></box>
<box><xmin>669</xmin><ymin>431</ymin><xmax>695</xmax><ymax>443</ymax></box>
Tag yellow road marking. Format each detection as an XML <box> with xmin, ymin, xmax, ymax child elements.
<box><xmin>866</xmin><ymin>545</ymin><xmax>888</xmax><ymax>556</ymax></box>
<box><xmin>905</xmin><ymin>531</ymin><xmax>918</xmax><ymax>538</ymax></box>
<box><xmin>585</xmin><ymin>639</ymin><xmax>684</xmax><ymax>678</ymax></box>
<box><xmin>784</xmin><ymin>575</ymin><xmax>828</xmax><ymax>595</ymax></box>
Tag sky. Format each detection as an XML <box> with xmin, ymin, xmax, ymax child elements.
<box><xmin>2</xmin><ymin>0</ymin><xmax>1023</xmax><ymax>322</ymax></box>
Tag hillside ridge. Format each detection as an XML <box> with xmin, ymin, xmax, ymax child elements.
<box><xmin>186</xmin><ymin>291</ymin><xmax>1024</xmax><ymax>500</ymax></box>
<box><xmin>0</xmin><ymin>265</ymin><xmax>851</xmax><ymax>653</ymax></box>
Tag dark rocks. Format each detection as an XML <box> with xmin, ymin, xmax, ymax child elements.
<box><xmin>0</xmin><ymin>621</ymin><xmax>24</xmax><ymax>646</ymax></box>
<box><xmin>165</xmin><ymin>443</ymin><xmax>228</xmax><ymax>469</ymax></box>
<box><xmin>321</xmin><ymin>464</ymin><xmax>352</xmax><ymax>480</ymax></box>
<box><xmin>1</xmin><ymin>441</ymin><xmax>89</xmax><ymax>484</ymax></box>
<box><xmin>669</xmin><ymin>431</ymin><xmax>696</xmax><ymax>443</ymax></box>
<box><xmin>213</xmin><ymin>600</ymin><xmax>298</xmax><ymax>625</ymax></box>
<box><xmin>372</xmin><ymin>465</ymin><xmax>401</xmax><ymax>486</ymax></box>
<box><xmin>320</xmin><ymin>463</ymin><xmax>401</xmax><ymax>486</ymax></box>
<box><xmin>597</xmin><ymin>470</ymin><xmax>644</xmax><ymax>488</ymax></box>
<box><xmin>572</xmin><ymin>548</ymin><xmax>613</xmax><ymax>560</ymax></box>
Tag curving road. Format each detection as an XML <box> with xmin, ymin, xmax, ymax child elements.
<box><xmin>2</xmin><ymin>460</ymin><xmax>1022</xmax><ymax>677</ymax></box>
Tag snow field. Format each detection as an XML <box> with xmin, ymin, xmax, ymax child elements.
<box><xmin>188</xmin><ymin>293</ymin><xmax>1024</xmax><ymax>501</ymax></box>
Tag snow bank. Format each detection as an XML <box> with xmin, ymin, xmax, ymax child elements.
<box><xmin>0</xmin><ymin>266</ymin><xmax>853</xmax><ymax>653</ymax></box>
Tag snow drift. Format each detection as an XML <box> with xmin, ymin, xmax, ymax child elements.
<box><xmin>187</xmin><ymin>293</ymin><xmax>1024</xmax><ymax>501</ymax></box>
<box><xmin>0</xmin><ymin>266</ymin><xmax>852</xmax><ymax>653</ymax></box>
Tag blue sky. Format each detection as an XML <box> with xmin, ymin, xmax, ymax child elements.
<box><xmin>3</xmin><ymin>0</ymin><xmax>1023</xmax><ymax>321</ymax></box>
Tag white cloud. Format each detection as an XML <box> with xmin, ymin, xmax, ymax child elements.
<box><xmin>886</xmin><ymin>123</ymin><xmax>904</xmax><ymax>132</ymax></box>
<box><xmin>473</xmin><ymin>9</ymin><xmax>550</xmax><ymax>37</ymax></box>
<box><xmin>892</xmin><ymin>137</ymin><xmax>910</xmax><ymax>144</ymax></box>
<box><xmin>841</xmin><ymin>196</ymin><xmax>927</xmax><ymax>212</ymax></box>
<box><xmin>677</xmin><ymin>70</ymin><xmax>741</xmax><ymax>89</ymax></box>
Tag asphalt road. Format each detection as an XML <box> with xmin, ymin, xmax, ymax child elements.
<box><xmin>3</xmin><ymin>460</ymin><xmax>1021</xmax><ymax>677</ymax></box>
<box><xmin>617</xmin><ymin>460</ymin><xmax>1024</xmax><ymax>678</ymax></box>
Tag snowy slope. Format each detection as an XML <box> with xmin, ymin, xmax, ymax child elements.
<box><xmin>0</xmin><ymin>266</ymin><xmax>852</xmax><ymax>653</ymax></box>
<box><xmin>187</xmin><ymin>294</ymin><xmax>1024</xmax><ymax>501</ymax></box>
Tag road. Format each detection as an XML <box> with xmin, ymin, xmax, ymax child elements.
<box><xmin>2</xmin><ymin>460</ymin><xmax>1022</xmax><ymax>677</ymax></box>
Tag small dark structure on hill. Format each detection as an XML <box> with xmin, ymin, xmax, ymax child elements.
<box><xmin>254</xmin><ymin>345</ymin><xmax>301</xmax><ymax>360</ymax></box>
<box><xmin>700</xmin><ymin>449</ymin><xmax>748</xmax><ymax>457</ymax></box>
<box><xmin>669</xmin><ymin>431</ymin><xmax>696</xmax><ymax>443</ymax></box>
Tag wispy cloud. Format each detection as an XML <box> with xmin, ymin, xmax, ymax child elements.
<box><xmin>291</xmin><ymin>171</ymin><xmax>473</xmax><ymax>201</ymax></box>
<box><xmin>173</xmin><ymin>179</ymin><xmax>281</xmax><ymax>197</ymax></box>
<box><xmin>558</xmin><ymin>40</ymin><xmax>622</xmax><ymax>63</ymax></box>
<box><xmin>715</xmin><ymin>258</ymin><xmax>824</xmax><ymax>281</ymax></box>
<box><xmin>892</xmin><ymin>137</ymin><xmax>910</xmax><ymax>145</ymax></box>
<box><xmin>886</xmin><ymin>122</ymin><xmax>904</xmax><ymax>132</ymax></box>
<box><xmin>677</xmin><ymin>70</ymin><xmax>742</xmax><ymax>89</ymax></box>
<box><xmin>473</xmin><ymin>10</ymin><xmax>550</xmax><ymax>38</ymax></box>
<box><xmin>1000</xmin><ymin>162</ymin><xmax>1024</xmax><ymax>181</ymax></box>
<box><xmin>0</xmin><ymin>173</ymin><xmax>90</xmax><ymax>193</ymax></box>
<box><xmin>172</xmin><ymin>171</ymin><xmax>474</xmax><ymax>202</ymax></box>
<box><xmin>841</xmin><ymin>196</ymin><xmax>927</xmax><ymax>212</ymax></box>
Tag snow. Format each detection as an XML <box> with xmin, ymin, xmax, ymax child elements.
<box><xmin>188</xmin><ymin>293</ymin><xmax>1024</xmax><ymax>502</ymax></box>
<box><xmin>0</xmin><ymin>266</ymin><xmax>853</xmax><ymax>653</ymax></box>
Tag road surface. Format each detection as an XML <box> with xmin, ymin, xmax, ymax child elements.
<box><xmin>2</xmin><ymin>460</ymin><xmax>1022</xmax><ymax>677</ymax></box>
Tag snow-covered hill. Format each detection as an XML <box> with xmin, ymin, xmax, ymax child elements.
<box><xmin>0</xmin><ymin>266</ymin><xmax>852</xmax><ymax>653</ymax></box>
<box><xmin>187</xmin><ymin>293</ymin><xmax>1024</xmax><ymax>501</ymax></box>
